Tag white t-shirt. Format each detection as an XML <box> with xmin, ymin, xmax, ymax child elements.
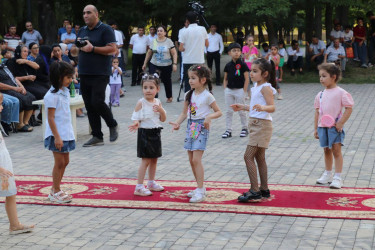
<box><xmin>179</xmin><ymin>24</ymin><xmax>208</xmax><ymax>64</ymax></box>
<box><xmin>206</xmin><ymin>32</ymin><xmax>224</xmax><ymax>54</ymax></box>
<box><xmin>185</xmin><ymin>89</ymin><xmax>215</xmax><ymax>120</ymax></box>
<box><xmin>114</xmin><ymin>30</ymin><xmax>124</xmax><ymax>57</ymax></box>
<box><xmin>129</xmin><ymin>34</ymin><xmax>148</xmax><ymax>54</ymax></box>
<box><xmin>131</xmin><ymin>98</ymin><xmax>163</xmax><ymax>128</ymax></box>
<box><xmin>148</xmin><ymin>34</ymin><xmax>156</xmax><ymax>46</ymax></box>
<box><xmin>310</xmin><ymin>40</ymin><xmax>326</xmax><ymax>55</ymax></box>
<box><xmin>249</xmin><ymin>82</ymin><xmax>276</xmax><ymax>121</ymax></box>
<box><xmin>110</xmin><ymin>67</ymin><xmax>122</xmax><ymax>84</ymax></box>
<box><xmin>278</xmin><ymin>48</ymin><xmax>286</xmax><ymax>57</ymax></box>
<box><xmin>330</xmin><ymin>30</ymin><xmax>343</xmax><ymax>39</ymax></box>
<box><xmin>342</xmin><ymin>30</ymin><xmax>353</xmax><ymax>42</ymax></box>
<box><xmin>44</xmin><ymin>87</ymin><xmax>74</xmax><ymax>141</ymax></box>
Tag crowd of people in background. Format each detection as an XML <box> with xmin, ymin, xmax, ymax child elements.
<box><xmin>0</xmin><ymin>12</ymin><xmax>374</xmax><ymax>138</ymax></box>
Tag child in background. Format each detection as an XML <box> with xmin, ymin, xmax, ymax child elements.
<box><xmin>278</xmin><ymin>40</ymin><xmax>286</xmax><ymax>82</ymax></box>
<box><xmin>222</xmin><ymin>43</ymin><xmax>249</xmax><ymax>138</ymax></box>
<box><xmin>170</xmin><ymin>65</ymin><xmax>222</xmax><ymax>203</ymax></box>
<box><xmin>129</xmin><ymin>73</ymin><xmax>166</xmax><ymax>196</ymax></box>
<box><xmin>314</xmin><ymin>63</ymin><xmax>353</xmax><ymax>189</ymax></box>
<box><xmin>268</xmin><ymin>44</ymin><xmax>283</xmax><ymax>100</ymax></box>
<box><xmin>1</xmin><ymin>49</ymin><xmax>12</xmax><ymax>64</ymax></box>
<box><xmin>109</xmin><ymin>57</ymin><xmax>123</xmax><ymax>107</ymax></box>
<box><xmin>343</xmin><ymin>25</ymin><xmax>353</xmax><ymax>48</ymax></box>
<box><xmin>0</xmin><ymin>93</ymin><xmax>34</xmax><ymax>234</ymax></box>
<box><xmin>44</xmin><ymin>61</ymin><xmax>76</xmax><ymax>203</ymax></box>
<box><xmin>231</xmin><ymin>58</ymin><xmax>276</xmax><ymax>202</ymax></box>
<box><xmin>242</xmin><ymin>35</ymin><xmax>258</xmax><ymax>72</ymax></box>
<box><xmin>260</xmin><ymin>43</ymin><xmax>269</xmax><ymax>58</ymax></box>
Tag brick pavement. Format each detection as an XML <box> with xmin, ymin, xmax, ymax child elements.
<box><xmin>1</xmin><ymin>59</ymin><xmax>375</xmax><ymax>249</ymax></box>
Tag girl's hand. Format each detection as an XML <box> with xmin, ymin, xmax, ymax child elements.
<box><xmin>54</xmin><ymin>137</ymin><xmax>63</xmax><ymax>151</ymax></box>
<box><xmin>153</xmin><ymin>104</ymin><xmax>162</xmax><ymax>113</ymax></box>
<box><xmin>0</xmin><ymin>167</ymin><xmax>13</xmax><ymax>178</ymax></box>
<box><xmin>73</xmin><ymin>79</ymin><xmax>78</xmax><ymax>84</ymax></box>
<box><xmin>335</xmin><ymin>121</ymin><xmax>344</xmax><ymax>132</ymax></box>
<box><xmin>230</xmin><ymin>104</ymin><xmax>245</xmax><ymax>112</ymax></box>
<box><xmin>172</xmin><ymin>64</ymin><xmax>177</xmax><ymax>72</ymax></box>
<box><xmin>203</xmin><ymin>117</ymin><xmax>211</xmax><ymax>130</ymax></box>
<box><xmin>142</xmin><ymin>64</ymin><xmax>146</xmax><ymax>71</ymax></box>
<box><xmin>169</xmin><ymin>121</ymin><xmax>180</xmax><ymax>131</ymax></box>
<box><xmin>128</xmin><ymin>121</ymin><xmax>139</xmax><ymax>132</ymax></box>
<box><xmin>314</xmin><ymin>130</ymin><xmax>319</xmax><ymax>139</ymax></box>
<box><xmin>253</xmin><ymin>104</ymin><xmax>263</xmax><ymax>112</ymax></box>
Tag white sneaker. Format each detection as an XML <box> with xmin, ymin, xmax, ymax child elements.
<box><xmin>368</xmin><ymin>63</ymin><xmax>374</xmax><ymax>68</ymax></box>
<box><xmin>316</xmin><ymin>172</ymin><xmax>333</xmax><ymax>184</ymax></box>
<box><xmin>330</xmin><ymin>177</ymin><xmax>343</xmax><ymax>189</ymax></box>
<box><xmin>134</xmin><ymin>186</ymin><xmax>152</xmax><ymax>196</ymax></box>
<box><xmin>361</xmin><ymin>64</ymin><xmax>368</xmax><ymax>68</ymax></box>
<box><xmin>147</xmin><ymin>181</ymin><xmax>164</xmax><ymax>191</ymax></box>
<box><xmin>277</xmin><ymin>94</ymin><xmax>283</xmax><ymax>100</ymax></box>
<box><xmin>189</xmin><ymin>189</ymin><xmax>206</xmax><ymax>203</ymax></box>
<box><xmin>187</xmin><ymin>189</ymin><xmax>197</xmax><ymax>198</ymax></box>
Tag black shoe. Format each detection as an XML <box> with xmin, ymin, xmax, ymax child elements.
<box><xmin>238</xmin><ymin>190</ymin><xmax>262</xmax><ymax>202</ymax></box>
<box><xmin>260</xmin><ymin>189</ymin><xmax>271</xmax><ymax>198</ymax></box>
<box><xmin>222</xmin><ymin>130</ymin><xmax>232</xmax><ymax>138</ymax></box>
<box><xmin>83</xmin><ymin>137</ymin><xmax>104</xmax><ymax>147</ymax></box>
<box><xmin>109</xmin><ymin>125</ymin><xmax>119</xmax><ymax>142</ymax></box>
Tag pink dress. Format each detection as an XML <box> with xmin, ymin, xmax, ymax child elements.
<box><xmin>242</xmin><ymin>46</ymin><xmax>258</xmax><ymax>70</ymax></box>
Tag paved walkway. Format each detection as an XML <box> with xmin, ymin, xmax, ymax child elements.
<box><xmin>1</xmin><ymin>62</ymin><xmax>375</xmax><ymax>249</ymax></box>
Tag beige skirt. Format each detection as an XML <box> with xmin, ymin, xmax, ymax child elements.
<box><xmin>248</xmin><ymin>117</ymin><xmax>273</xmax><ymax>148</ymax></box>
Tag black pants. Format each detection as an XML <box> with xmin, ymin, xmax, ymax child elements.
<box><xmin>306</xmin><ymin>54</ymin><xmax>324</xmax><ymax>69</ymax></box>
<box><xmin>149</xmin><ymin>63</ymin><xmax>173</xmax><ymax>98</ymax></box>
<box><xmin>80</xmin><ymin>75</ymin><xmax>117</xmax><ymax>139</ymax></box>
<box><xmin>132</xmin><ymin>53</ymin><xmax>145</xmax><ymax>85</ymax></box>
<box><xmin>183</xmin><ymin>63</ymin><xmax>195</xmax><ymax>93</ymax></box>
<box><xmin>2</xmin><ymin>89</ymin><xmax>36</xmax><ymax>111</ymax></box>
<box><xmin>287</xmin><ymin>56</ymin><xmax>304</xmax><ymax>70</ymax></box>
<box><xmin>207</xmin><ymin>51</ymin><xmax>221</xmax><ymax>84</ymax></box>
<box><xmin>23</xmin><ymin>82</ymin><xmax>49</xmax><ymax>100</ymax></box>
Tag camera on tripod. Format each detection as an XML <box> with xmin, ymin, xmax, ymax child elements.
<box><xmin>188</xmin><ymin>1</ymin><xmax>209</xmax><ymax>28</ymax></box>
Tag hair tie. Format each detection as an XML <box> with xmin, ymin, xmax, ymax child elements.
<box><xmin>153</xmin><ymin>73</ymin><xmax>159</xmax><ymax>78</ymax></box>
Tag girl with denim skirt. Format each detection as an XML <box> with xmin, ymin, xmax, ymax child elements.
<box><xmin>44</xmin><ymin>61</ymin><xmax>76</xmax><ymax>203</ymax></box>
<box><xmin>129</xmin><ymin>72</ymin><xmax>167</xmax><ymax>196</ymax></box>
<box><xmin>170</xmin><ymin>65</ymin><xmax>222</xmax><ymax>203</ymax></box>
<box><xmin>0</xmin><ymin>99</ymin><xmax>34</xmax><ymax>235</ymax></box>
<box><xmin>314</xmin><ymin>63</ymin><xmax>353</xmax><ymax>189</ymax></box>
<box><xmin>231</xmin><ymin>58</ymin><xmax>277</xmax><ymax>203</ymax></box>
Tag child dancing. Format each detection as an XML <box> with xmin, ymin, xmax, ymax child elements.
<box><xmin>170</xmin><ymin>65</ymin><xmax>222</xmax><ymax>203</ymax></box>
<box><xmin>314</xmin><ymin>63</ymin><xmax>353</xmax><ymax>189</ymax></box>
<box><xmin>231</xmin><ymin>58</ymin><xmax>276</xmax><ymax>202</ymax></box>
<box><xmin>129</xmin><ymin>73</ymin><xmax>166</xmax><ymax>196</ymax></box>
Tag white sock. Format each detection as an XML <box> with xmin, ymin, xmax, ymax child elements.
<box><xmin>148</xmin><ymin>180</ymin><xmax>155</xmax><ymax>185</ymax></box>
<box><xmin>334</xmin><ymin>173</ymin><xmax>341</xmax><ymax>178</ymax></box>
<box><xmin>136</xmin><ymin>184</ymin><xmax>144</xmax><ymax>189</ymax></box>
<box><xmin>197</xmin><ymin>187</ymin><xmax>205</xmax><ymax>193</ymax></box>
<box><xmin>325</xmin><ymin>170</ymin><xmax>332</xmax><ymax>175</ymax></box>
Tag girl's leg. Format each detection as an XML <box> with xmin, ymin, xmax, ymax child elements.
<box><xmin>148</xmin><ymin>158</ymin><xmax>158</xmax><ymax>180</ymax></box>
<box><xmin>137</xmin><ymin>158</ymin><xmax>150</xmax><ymax>184</ymax></box>
<box><xmin>332</xmin><ymin>143</ymin><xmax>343</xmax><ymax>173</ymax></box>
<box><xmin>115</xmin><ymin>85</ymin><xmax>121</xmax><ymax>105</ymax></box>
<box><xmin>244</xmin><ymin>145</ymin><xmax>260</xmax><ymax>191</ymax></box>
<box><xmin>192</xmin><ymin>150</ymin><xmax>205</xmax><ymax>188</ymax></box>
<box><xmin>323</xmin><ymin>147</ymin><xmax>333</xmax><ymax>171</ymax></box>
<box><xmin>52</xmin><ymin>152</ymin><xmax>67</xmax><ymax>193</ymax></box>
<box><xmin>59</xmin><ymin>153</ymin><xmax>69</xmax><ymax>184</ymax></box>
<box><xmin>255</xmin><ymin>147</ymin><xmax>268</xmax><ymax>190</ymax></box>
<box><xmin>5</xmin><ymin>195</ymin><xmax>20</xmax><ymax>229</ymax></box>
<box><xmin>188</xmin><ymin>151</ymin><xmax>197</xmax><ymax>181</ymax></box>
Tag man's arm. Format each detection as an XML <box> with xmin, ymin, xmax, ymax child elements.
<box><xmin>205</xmin><ymin>39</ymin><xmax>209</xmax><ymax>47</ymax></box>
<box><xmin>80</xmin><ymin>41</ymin><xmax>117</xmax><ymax>55</ymax></box>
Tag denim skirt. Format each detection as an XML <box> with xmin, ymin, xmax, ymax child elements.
<box><xmin>184</xmin><ymin>119</ymin><xmax>209</xmax><ymax>151</ymax></box>
<box><xmin>44</xmin><ymin>136</ymin><xmax>76</xmax><ymax>153</ymax></box>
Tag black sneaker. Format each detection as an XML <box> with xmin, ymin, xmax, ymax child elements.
<box><xmin>238</xmin><ymin>190</ymin><xmax>262</xmax><ymax>202</ymax></box>
<box><xmin>83</xmin><ymin>137</ymin><xmax>104</xmax><ymax>147</ymax></box>
<box><xmin>109</xmin><ymin>125</ymin><xmax>119</xmax><ymax>142</ymax></box>
<box><xmin>222</xmin><ymin>130</ymin><xmax>232</xmax><ymax>138</ymax></box>
<box><xmin>260</xmin><ymin>189</ymin><xmax>271</xmax><ymax>198</ymax></box>
<box><xmin>240</xmin><ymin>128</ymin><xmax>248</xmax><ymax>137</ymax></box>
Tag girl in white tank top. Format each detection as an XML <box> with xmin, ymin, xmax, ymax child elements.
<box><xmin>230</xmin><ymin>58</ymin><xmax>276</xmax><ymax>202</ymax></box>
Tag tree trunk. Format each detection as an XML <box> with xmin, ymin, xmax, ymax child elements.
<box><xmin>336</xmin><ymin>5</ymin><xmax>349</xmax><ymax>26</ymax></box>
<box><xmin>37</xmin><ymin>0</ymin><xmax>57</xmax><ymax>44</ymax></box>
<box><xmin>265</xmin><ymin>16</ymin><xmax>277</xmax><ymax>44</ymax></box>
<box><xmin>314</xmin><ymin>4</ymin><xmax>322</xmax><ymax>39</ymax></box>
<box><xmin>278</xmin><ymin>27</ymin><xmax>283</xmax><ymax>41</ymax></box>
<box><xmin>257</xmin><ymin>23</ymin><xmax>265</xmax><ymax>46</ymax></box>
<box><xmin>244</xmin><ymin>26</ymin><xmax>250</xmax><ymax>38</ymax></box>
<box><xmin>325</xmin><ymin>3</ymin><xmax>333</xmax><ymax>41</ymax></box>
<box><xmin>305</xmin><ymin>0</ymin><xmax>314</xmax><ymax>43</ymax></box>
<box><xmin>250</xmin><ymin>25</ymin><xmax>255</xmax><ymax>36</ymax></box>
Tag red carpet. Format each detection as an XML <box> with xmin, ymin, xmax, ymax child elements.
<box><xmin>2</xmin><ymin>175</ymin><xmax>375</xmax><ymax>220</ymax></box>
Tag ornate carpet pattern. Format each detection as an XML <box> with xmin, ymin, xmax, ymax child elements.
<box><xmin>2</xmin><ymin>176</ymin><xmax>375</xmax><ymax>220</ymax></box>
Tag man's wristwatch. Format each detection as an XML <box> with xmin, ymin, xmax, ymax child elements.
<box><xmin>91</xmin><ymin>46</ymin><xmax>95</xmax><ymax>53</ymax></box>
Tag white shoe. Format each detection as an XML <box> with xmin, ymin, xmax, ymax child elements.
<box><xmin>189</xmin><ymin>189</ymin><xmax>206</xmax><ymax>203</ymax></box>
<box><xmin>187</xmin><ymin>189</ymin><xmax>197</xmax><ymax>198</ymax></box>
<box><xmin>330</xmin><ymin>177</ymin><xmax>343</xmax><ymax>189</ymax></box>
<box><xmin>147</xmin><ymin>181</ymin><xmax>164</xmax><ymax>191</ymax></box>
<box><xmin>361</xmin><ymin>64</ymin><xmax>368</xmax><ymax>68</ymax></box>
<box><xmin>316</xmin><ymin>172</ymin><xmax>333</xmax><ymax>184</ymax></box>
<box><xmin>134</xmin><ymin>186</ymin><xmax>152</xmax><ymax>196</ymax></box>
<box><xmin>277</xmin><ymin>94</ymin><xmax>283</xmax><ymax>100</ymax></box>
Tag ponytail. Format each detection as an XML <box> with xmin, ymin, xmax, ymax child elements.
<box><xmin>268</xmin><ymin>60</ymin><xmax>277</xmax><ymax>88</ymax></box>
<box><xmin>186</xmin><ymin>64</ymin><xmax>213</xmax><ymax>104</ymax></box>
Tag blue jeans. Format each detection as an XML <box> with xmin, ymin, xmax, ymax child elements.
<box><xmin>353</xmin><ymin>41</ymin><xmax>368</xmax><ymax>65</ymax></box>
<box><xmin>1</xmin><ymin>94</ymin><xmax>19</xmax><ymax>124</ymax></box>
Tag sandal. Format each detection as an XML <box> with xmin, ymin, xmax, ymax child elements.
<box><xmin>48</xmin><ymin>191</ymin><xmax>72</xmax><ymax>203</ymax></box>
<box><xmin>17</xmin><ymin>125</ymin><xmax>33</xmax><ymax>132</ymax></box>
<box><xmin>222</xmin><ymin>130</ymin><xmax>232</xmax><ymax>138</ymax></box>
<box><xmin>9</xmin><ymin>223</ymin><xmax>34</xmax><ymax>235</ymax></box>
<box><xmin>166</xmin><ymin>98</ymin><xmax>173</xmax><ymax>103</ymax></box>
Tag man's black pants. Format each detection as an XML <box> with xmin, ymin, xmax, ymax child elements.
<box><xmin>132</xmin><ymin>53</ymin><xmax>146</xmax><ymax>85</ymax></box>
<box><xmin>206</xmin><ymin>51</ymin><xmax>221</xmax><ymax>84</ymax></box>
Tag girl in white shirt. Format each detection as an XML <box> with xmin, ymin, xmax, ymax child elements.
<box><xmin>231</xmin><ymin>58</ymin><xmax>276</xmax><ymax>202</ymax></box>
<box><xmin>170</xmin><ymin>65</ymin><xmax>222</xmax><ymax>203</ymax></box>
<box><xmin>44</xmin><ymin>61</ymin><xmax>75</xmax><ymax>203</ymax></box>
<box><xmin>129</xmin><ymin>73</ymin><xmax>167</xmax><ymax>196</ymax></box>
<box><xmin>109</xmin><ymin>57</ymin><xmax>123</xmax><ymax>107</ymax></box>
